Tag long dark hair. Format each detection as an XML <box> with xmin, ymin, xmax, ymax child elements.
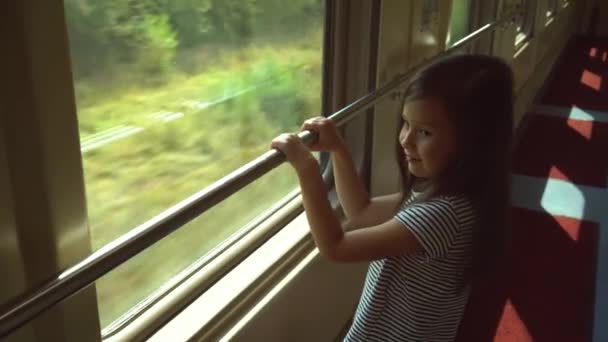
<box><xmin>396</xmin><ymin>54</ymin><xmax>514</xmax><ymax>276</ymax></box>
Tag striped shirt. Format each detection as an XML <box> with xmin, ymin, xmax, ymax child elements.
<box><xmin>344</xmin><ymin>193</ymin><xmax>478</xmax><ymax>342</ymax></box>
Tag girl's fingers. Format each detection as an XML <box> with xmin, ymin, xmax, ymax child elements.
<box><xmin>299</xmin><ymin>117</ymin><xmax>341</xmax><ymax>152</ymax></box>
<box><xmin>270</xmin><ymin>139</ymin><xmax>282</xmax><ymax>149</ymax></box>
<box><xmin>270</xmin><ymin>133</ymin><xmax>315</xmax><ymax>170</ymax></box>
<box><xmin>272</xmin><ymin>133</ymin><xmax>300</xmax><ymax>148</ymax></box>
<box><xmin>301</xmin><ymin>120</ymin><xmax>318</xmax><ymax>131</ymax></box>
<box><xmin>271</xmin><ymin>133</ymin><xmax>291</xmax><ymax>148</ymax></box>
<box><xmin>301</xmin><ymin>117</ymin><xmax>327</xmax><ymax>131</ymax></box>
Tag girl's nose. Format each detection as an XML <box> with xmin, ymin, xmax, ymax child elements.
<box><xmin>401</xmin><ymin>131</ymin><xmax>415</xmax><ymax>148</ymax></box>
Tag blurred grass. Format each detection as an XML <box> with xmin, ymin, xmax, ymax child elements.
<box><xmin>77</xmin><ymin>29</ymin><xmax>323</xmax><ymax>327</ymax></box>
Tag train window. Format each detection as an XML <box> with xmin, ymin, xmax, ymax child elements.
<box><xmin>421</xmin><ymin>0</ymin><xmax>440</xmax><ymax>31</ymax></box>
<box><xmin>446</xmin><ymin>0</ymin><xmax>474</xmax><ymax>47</ymax></box>
<box><xmin>63</xmin><ymin>0</ymin><xmax>325</xmax><ymax>329</ymax></box>
<box><xmin>546</xmin><ymin>0</ymin><xmax>558</xmax><ymax>17</ymax></box>
<box><xmin>514</xmin><ymin>0</ymin><xmax>537</xmax><ymax>47</ymax></box>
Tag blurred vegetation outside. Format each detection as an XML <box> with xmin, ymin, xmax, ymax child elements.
<box><xmin>447</xmin><ymin>0</ymin><xmax>472</xmax><ymax>47</ymax></box>
<box><xmin>64</xmin><ymin>0</ymin><xmax>324</xmax><ymax>327</ymax></box>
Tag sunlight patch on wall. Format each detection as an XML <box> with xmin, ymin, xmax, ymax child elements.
<box><xmin>568</xmin><ymin>106</ymin><xmax>596</xmax><ymax>121</ymax></box>
<box><xmin>566</xmin><ymin>120</ymin><xmax>593</xmax><ymax>139</ymax></box>
<box><xmin>496</xmin><ymin>299</ymin><xmax>534</xmax><ymax>342</ymax></box>
<box><xmin>580</xmin><ymin>69</ymin><xmax>602</xmax><ymax>91</ymax></box>
<box><xmin>540</xmin><ymin>176</ymin><xmax>586</xmax><ymax>221</ymax></box>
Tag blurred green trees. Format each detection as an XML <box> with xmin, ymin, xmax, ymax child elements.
<box><xmin>64</xmin><ymin>0</ymin><xmax>323</xmax><ymax>79</ymax></box>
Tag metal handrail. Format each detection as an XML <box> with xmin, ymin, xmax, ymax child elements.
<box><xmin>0</xmin><ymin>13</ymin><xmax>515</xmax><ymax>337</ymax></box>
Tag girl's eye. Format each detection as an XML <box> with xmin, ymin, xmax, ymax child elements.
<box><xmin>419</xmin><ymin>129</ymin><xmax>431</xmax><ymax>137</ymax></box>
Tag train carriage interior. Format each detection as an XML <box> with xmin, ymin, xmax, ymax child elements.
<box><xmin>1</xmin><ymin>0</ymin><xmax>608</xmax><ymax>341</ymax></box>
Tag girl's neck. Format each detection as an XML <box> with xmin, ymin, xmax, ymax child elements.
<box><xmin>412</xmin><ymin>178</ymin><xmax>432</xmax><ymax>192</ymax></box>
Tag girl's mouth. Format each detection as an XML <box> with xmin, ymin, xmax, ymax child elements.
<box><xmin>405</xmin><ymin>153</ymin><xmax>421</xmax><ymax>162</ymax></box>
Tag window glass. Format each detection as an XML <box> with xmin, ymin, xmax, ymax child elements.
<box><xmin>422</xmin><ymin>0</ymin><xmax>440</xmax><ymax>31</ymax></box>
<box><xmin>547</xmin><ymin>0</ymin><xmax>558</xmax><ymax>17</ymax></box>
<box><xmin>64</xmin><ymin>0</ymin><xmax>325</xmax><ymax>328</ymax></box>
<box><xmin>514</xmin><ymin>0</ymin><xmax>536</xmax><ymax>46</ymax></box>
<box><xmin>447</xmin><ymin>0</ymin><xmax>473</xmax><ymax>47</ymax></box>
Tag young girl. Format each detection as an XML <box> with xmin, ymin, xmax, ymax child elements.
<box><xmin>271</xmin><ymin>54</ymin><xmax>514</xmax><ymax>341</ymax></box>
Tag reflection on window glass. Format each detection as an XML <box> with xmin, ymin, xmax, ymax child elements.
<box><xmin>547</xmin><ymin>0</ymin><xmax>558</xmax><ymax>17</ymax></box>
<box><xmin>514</xmin><ymin>0</ymin><xmax>525</xmax><ymax>33</ymax></box>
<box><xmin>513</xmin><ymin>0</ymin><xmax>535</xmax><ymax>46</ymax></box>
<box><xmin>422</xmin><ymin>0</ymin><xmax>439</xmax><ymax>31</ymax></box>
<box><xmin>64</xmin><ymin>0</ymin><xmax>324</xmax><ymax>328</ymax></box>
<box><xmin>447</xmin><ymin>0</ymin><xmax>472</xmax><ymax>47</ymax></box>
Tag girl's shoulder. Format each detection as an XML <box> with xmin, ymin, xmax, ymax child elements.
<box><xmin>435</xmin><ymin>193</ymin><xmax>476</xmax><ymax>206</ymax></box>
<box><xmin>395</xmin><ymin>193</ymin><xmax>478</xmax><ymax>258</ymax></box>
<box><xmin>435</xmin><ymin>193</ymin><xmax>480</xmax><ymax>221</ymax></box>
<box><xmin>415</xmin><ymin>193</ymin><xmax>479</xmax><ymax>220</ymax></box>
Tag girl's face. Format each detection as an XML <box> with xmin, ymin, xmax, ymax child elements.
<box><xmin>399</xmin><ymin>98</ymin><xmax>460</xmax><ymax>179</ymax></box>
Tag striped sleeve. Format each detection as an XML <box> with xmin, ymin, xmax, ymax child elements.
<box><xmin>394</xmin><ymin>198</ymin><xmax>460</xmax><ymax>259</ymax></box>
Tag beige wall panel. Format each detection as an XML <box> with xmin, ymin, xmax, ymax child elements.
<box><xmin>0</xmin><ymin>112</ymin><xmax>36</xmax><ymax>342</ymax></box>
<box><xmin>226</xmin><ymin>253</ymin><xmax>367</xmax><ymax>342</ymax></box>
<box><xmin>2</xmin><ymin>1</ymin><xmax>101</xmax><ymax>341</ymax></box>
<box><xmin>409</xmin><ymin>1</ymin><xmax>453</xmax><ymax>65</ymax></box>
<box><xmin>371</xmin><ymin>0</ymin><xmax>454</xmax><ymax>197</ymax></box>
<box><xmin>512</xmin><ymin>42</ymin><xmax>538</xmax><ymax>91</ymax></box>
<box><xmin>370</xmin><ymin>0</ymin><xmax>414</xmax><ymax>197</ymax></box>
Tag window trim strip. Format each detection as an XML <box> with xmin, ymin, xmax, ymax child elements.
<box><xmin>0</xmin><ymin>12</ymin><xmax>516</xmax><ymax>338</ymax></box>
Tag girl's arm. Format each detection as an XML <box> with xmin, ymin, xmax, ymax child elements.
<box><xmin>271</xmin><ymin>133</ymin><xmax>422</xmax><ymax>262</ymax></box>
<box><xmin>332</xmin><ymin>142</ymin><xmax>402</xmax><ymax>228</ymax></box>
<box><xmin>303</xmin><ymin>118</ymin><xmax>402</xmax><ymax>227</ymax></box>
